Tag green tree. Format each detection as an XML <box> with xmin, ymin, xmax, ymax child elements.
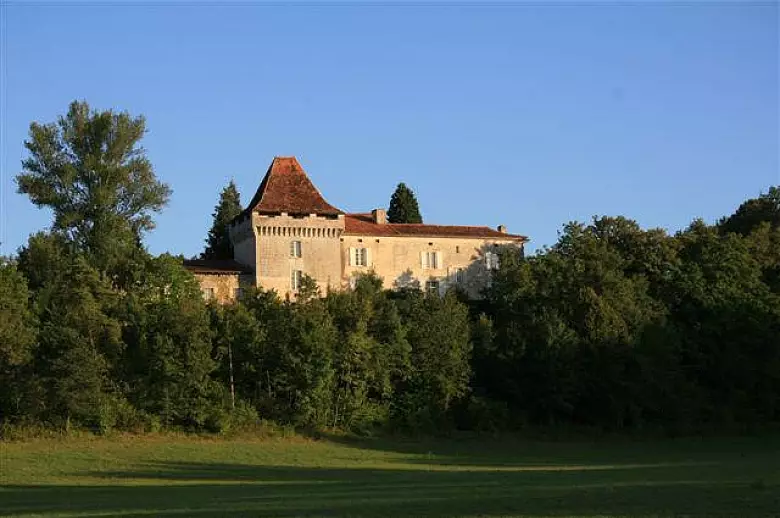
<box><xmin>16</xmin><ymin>100</ymin><xmax>171</xmax><ymax>281</ymax></box>
<box><xmin>202</xmin><ymin>180</ymin><xmax>242</xmax><ymax>260</ymax></box>
<box><xmin>121</xmin><ymin>254</ymin><xmax>220</xmax><ymax>428</ymax></box>
<box><xmin>0</xmin><ymin>260</ymin><xmax>37</xmax><ymax>371</ymax></box>
<box><xmin>719</xmin><ymin>186</ymin><xmax>780</xmax><ymax>237</ymax></box>
<box><xmin>393</xmin><ymin>290</ymin><xmax>471</xmax><ymax>430</ymax></box>
<box><xmin>325</xmin><ymin>273</ymin><xmax>410</xmax><ymax>430</ymax></box>
<box><xmin>17</xmin><ymin>233</ymin><xmax>122</xmax><ymax>428</ymax></box>
<box><xmin>387</xmin><ymin>183</ymin><xmax>423</xmax><ymax>224</ymax></box>
<box><xmin>0</xmin><ymin>259</ymin><xmax>38</xmax><ymax>421</ymax></box>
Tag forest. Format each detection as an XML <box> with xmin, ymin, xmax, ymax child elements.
<box><xmin>1</xmin><ymin>101</ymin><xmax>778</xmax><ymax>436</ymax></box>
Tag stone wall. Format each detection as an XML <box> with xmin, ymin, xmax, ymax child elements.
<box><xmin>252</xmin><ymin>212</ymin><xmax>345</xmax><ymax>297</ymax></box>
<box><xmin>192</xmin><ymin>272</ymin><xmax>243</xmax><ymax>304</ymax></box>
<box><xmin>225</xmin><ymin>211</ymin><xmax>523</xmax><ymax>299</ymax></box>
<box><xmin>341</xmin><ymin>234</ymin><xmax>522</xmax><ymax>298</ymax></box>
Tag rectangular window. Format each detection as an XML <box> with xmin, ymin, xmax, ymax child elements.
<box><xmin>202</xmin><ymin>287</ymin><xmax>215</xmax><ymax>301</ymax></box>
<box><xmin>350</xmin><ymin>247</ymin><xmax>370</xmax><ymax>267</ymax></box>
<box><xmin>291</xmin><ymin>270</ymin><xmax>303</xmax><ymax>291</ymax></box>
<box><xmin>290</xmin><ymin>240</ymin><xmax>302</xmax><ymax>258</ymax></box>
<box><xmin>455</xmin><ymin>268</ymin><xmax>464</xmax><ymax>283</ymax></box>
<box><xmin>422</xmin><ymin>251</ymin><xmax>442</xmax><ymax>269</ymax></box>
<box><xmin>234</xmin><ymin>287</ymin><xmax>243</xmax><ymax>299</ymax></box>
<box><xmin>425</xmin><ymin>280</ymin><xmax>440</xmax><ymax>295</ymax></box>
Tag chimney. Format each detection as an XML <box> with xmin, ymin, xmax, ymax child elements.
<box><xmin>497</xmin><ymin>224</ymin><xmax>507</xmax><ymax>234</ymax></box>
<box><xmin>372</xmin><ymin>208</ymin><xmax>387</xmax><ymax>225</ymax></box>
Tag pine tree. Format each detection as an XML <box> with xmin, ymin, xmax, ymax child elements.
<box><xmin>387</xmin><ymin>183</ymin><xmax>423</xmax><ymax>224</ymax></box>
<box><xmin>203</xmin><ymin>181</ymin><xmax>242</xmax><ymax>260</ymax></box>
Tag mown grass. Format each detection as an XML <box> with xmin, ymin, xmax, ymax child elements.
<box><xmin>1</xmin><ymin>432</ymin><xmax>778</xmax><ymax>517</ymax></box>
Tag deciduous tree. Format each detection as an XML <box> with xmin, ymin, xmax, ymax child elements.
<box><xmin>16</xmin><ymin>101</ymin><xmax>171</xmax><ymax>281</ymax></box>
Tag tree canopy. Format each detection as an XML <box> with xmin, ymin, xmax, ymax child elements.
<box><xmin>719</xmin><ymin>186</ymin><xmax>779</xmax><ymax>237</ymax></box>
<box><xmin>16</xmin><ymin>100</ymin><xmax>171</xmax><ymax>279</ymax></box>
<box><xmin>4</xmin><ymin>100</ymin><xmax>779</xmax><ymax>436</ymax></box>
<box><xmin>202</xmin><ymin>181</ymin><xmax>242</xmax><ymax>260</ymax></box>
<box><xmin>387</xmin><ymin>183</ymin><xmax>423</xmax><ymax>224</ymax></box>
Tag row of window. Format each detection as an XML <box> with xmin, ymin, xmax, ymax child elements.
<box><xmin>293</xmin><ymin>242</ymin><xmax>500</xmax><ymax>271</ymax></box>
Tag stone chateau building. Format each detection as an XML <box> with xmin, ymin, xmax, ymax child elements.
<box><xmin>184</xmin><ymin>157</ymin><xmax>527</xmax><ymax>302</ymax></box>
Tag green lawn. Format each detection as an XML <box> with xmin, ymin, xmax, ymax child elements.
<box><xmin>1</xmin><ymin>433</ymin><xmax>778</xmax><ymax>517</ymax></box>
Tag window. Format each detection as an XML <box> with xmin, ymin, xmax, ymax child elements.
<box><xmin>485</xmin><ymin>252</ymin><xmax>500</xmax><ymax>270</ymax></box>
<box><xmin>455</xmin><ymin>268</ymin><xmax>464</xmax><ymax>283</ymax></box>
<box><xmin>421</xmin><ymin>251</ymin><xmax>442</xmax><ymax>269</ymax></box>
<box><xmin>356</xmin><ymin>248</ymin><xmax>367</xmax><ymax>266</ymax></box>
<box><xmin>291</xmin><ymin>270</ymin><xmax>303</xmax><ymax>291</ymax></box>
<box><xmin>234</xmin><ymin>287</ymin><xmax>243</xmax><ymax>299</ymax></box>
<box><xmin>456</xmin><ymin>246</ymin><xmax>460</xmax><ymax>254</ymax></box>
<box><xmin>349</xmin><ymin>247</ymin><xmax>370</xmax><ymax>267</ymax></box>
<box><xmin>290</xmin><ymin>240</ymin><xmax>302</xmax><ymax>258</ymax></box>
<box><xmin>425</xmin><ymin>280</ymin><xmax>440</xmax><ymax>295</ymax></box>
<box><xmin>202</xmin><ymin>287</ymin><xmax>215</xmax><ymax>301</ymax></box>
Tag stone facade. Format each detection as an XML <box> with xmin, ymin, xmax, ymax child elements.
<box><xmin>187</xmin><ymin>157</ymin><xmax>527</xmax><ymax>301</ymax></box>
<box><xmin>231</xmin><ymin>211</ymin><xmax>345</xmax><ymax>295</ymax></box>
<box><xmin>341</xmin><ymin>232</ymin><xmax>514</xmax><ymax>299</ymax></box>
<box><xmin>191</xmin><ymin>272</ymin><xmax>242</xmax><ymax>304</ymax></box>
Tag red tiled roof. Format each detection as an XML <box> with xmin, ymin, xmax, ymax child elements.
<box><xmin>243</xmin><ymin>157</ymin><xmax>343</xmax><ymax>217</ymax></box>
<box><xmin>344</xmin><ymin>213</ymin><xmax>527</xmax><ymax>240</ymax></box>
<box><xmin>183</xmin><ymin>259</ymin><xmax>252</xmax><ymax>274</ymax></box>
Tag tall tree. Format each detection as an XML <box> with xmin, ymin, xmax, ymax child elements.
<box><xmin>16</xmin><ymin>100</ymin><xmax>171</xmax><ymax>280</ymax></box>
<box><xmin>387</xmin><ymin>183</ymin><xmax>423</xmax><ymax>224</ymax></box>
<box><xmin>202</xmin><ymin>180</ymin><xmax>242</xmax><ymax>260</ymax></box>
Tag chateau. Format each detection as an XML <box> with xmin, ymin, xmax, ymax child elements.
<box><xmin>184</xmin><ymin>157</ymin><xmax>527</xmax><ymax>302</ymax></box>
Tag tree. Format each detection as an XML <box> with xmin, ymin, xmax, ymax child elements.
<box><xmin>202</xmin><ymin>180</ymin><xmax>242</xmax><ymax>260</ymax></box>
<box><xmin>719</xmin><ymin>186</ymin><xmax>780</xmax><ymax>237</ymax></box>
<box><xmin>0</xmin><ymin>259</ymin><xmax>37</xmax><ymax>421</ymax></box>
<box><xmin>16</xmin><ymin>100</ymin><xmax>171</xmax><ymax>280</ymax></box>
<box><xmin>16</xmin><ymin>233</ymin><xmax>122</xmax><ymax>428</ymax></box>
<box><xmin>120</xmin><ymin>254</ymin><xmax>220</xmax><ymax>428</ymax></box>
<box><xmin>0</xmin><ymin>260</ymin><xmax>37</xmax><ymax>370</ymax></box>
<box><xmin>387</xmin><ymin>183</ymin><xmax>423</xmax><ymax>224</ymax></box>
<box><xmin>393</xmin><ymin>290</ymin><xmax>471</xmax><ymax>430</ymax></box>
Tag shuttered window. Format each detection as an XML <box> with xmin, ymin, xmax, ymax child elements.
<box><xmin>421</xmin><ymin>251</ymin><xmax>443</xmax><ymax>269</ymax></box>
<box><xmin>349</xmin><ymin>247</ymin><xmax>370</xmax><ymax>267</ymax></box>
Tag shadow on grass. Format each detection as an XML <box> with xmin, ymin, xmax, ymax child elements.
<box><xmin>303</xmin><ymin>431</ymin><xmax>780</xmax><ymax>469</ymax></box>
<box><xmin>1</xmin><ymin>460</ymin><xmax>777</xmax><ymax>517</ymax></box>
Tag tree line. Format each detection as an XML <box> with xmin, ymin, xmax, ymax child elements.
<box><xmin>1</xmin><ymin>101</ymin><xmax>778</xmax><ymax>435</ymax></box>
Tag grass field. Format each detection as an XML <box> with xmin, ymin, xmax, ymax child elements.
<box><xmin>1</xmin><ymin>432</ymin><xmax>778</xmax><ymax>517</ymax></box>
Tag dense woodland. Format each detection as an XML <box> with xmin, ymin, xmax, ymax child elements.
<box><xmin>1</xmin><ymin>102</ymin><xmax>778</xmax><ymax>436</ymax></box>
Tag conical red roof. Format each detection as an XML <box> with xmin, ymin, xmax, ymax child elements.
<box><xmin>244</xmin><ymin>157</ymin><xmax>343</xmax><ymax>216</ymax></box>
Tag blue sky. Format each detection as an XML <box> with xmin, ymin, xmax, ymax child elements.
<box><xmin>1</xmin><ymin>2</ymin><xmax>778</xmax><ymax>257</ymax></box>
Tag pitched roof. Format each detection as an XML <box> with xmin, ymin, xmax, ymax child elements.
<box><xmin>242</xmin><ymin>157</ymin><xmax>343</xmax><ymax>217</ymax></box>
<box><xmin>183</xmin><ymin>259</ymin><xmax>252</xmax><ymax>274</ymax></box>
<box><xmin>344</xmin><ymin>213</ymin><xmax>527</xmax><ymax>240</ymax></box>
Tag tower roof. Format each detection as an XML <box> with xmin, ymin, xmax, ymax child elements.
<box><xmin>243</xmin><ymin>157</ymin><xmax>343</xmax><ymax>217</ymax></box>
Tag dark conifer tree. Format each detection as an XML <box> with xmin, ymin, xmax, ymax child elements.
<box><xmin>202</xmin><ymin>181</ymin><xmax>242</xmax><ymax>260</ymax></box>
<box><xmin>387</xmin><ymin>183</ymin><xmax>423</xmax><ymax>224</ymax></box>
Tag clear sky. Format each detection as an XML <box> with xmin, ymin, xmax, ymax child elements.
<box><xmin>1</xmin><ymin>1</ymin><xmax>778</xmax><ymax>257</ymax></box>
